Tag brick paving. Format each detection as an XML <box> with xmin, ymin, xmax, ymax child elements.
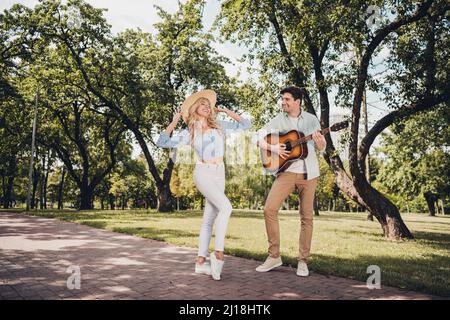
<box><xmin>0</xmin><ymin>211</ymin><xmax>445</xmax><ymax>300</ymax></box>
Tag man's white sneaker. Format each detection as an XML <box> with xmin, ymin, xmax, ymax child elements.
<box><xmin>210</xmin><ymin>253</ymin><xmax>224</xmax><ymax>280</ymax></box>
<box><xmin>255</xmin><ymin>256</ymin><xmax>282</xmax><ymax>272</ymax></box>
<box><xmin>195</xmin><ymin>262</ymin><xmax>211</xmax><ymax>275</ymax></box>
<box><xmin>296</xmin><ymin>261</ymin><xmax>309</xmax><ymax>277</ymax></box>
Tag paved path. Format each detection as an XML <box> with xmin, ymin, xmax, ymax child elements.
<box><xmin>0</xmin><ymin>212</ymin><xmax>443</xmax><ymax>300</ymax></box>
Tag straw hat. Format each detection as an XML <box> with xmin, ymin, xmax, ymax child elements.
<box><xmin>180</xmin><ymin>89</ymin><xmax>217</xmax><ymax>123</ymax></box>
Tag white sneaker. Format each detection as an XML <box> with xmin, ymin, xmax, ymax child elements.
<box><xmin>195</xmin><ymin>262</ymin><xmax>211</xmax><ymax>275</ymax></box>
<box><xmin>296</xmin><ymin>261</ymin><xmax>309</xmax><ymax>277</ymax></box>
<box><xmin>255</xmin><ymin>256</ymin><xmax>282</xmax><ymax>272</ymax></box>
<box><xmin>210</xmin><ymin>253</ymin><xmax>224</xmax><ymax>280</ymax></box>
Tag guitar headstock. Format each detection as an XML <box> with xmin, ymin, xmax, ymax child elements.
<box><xmin>330</xmin><ymin>121</ymin><xmax>349</xmax><ymax>132</ymax></box>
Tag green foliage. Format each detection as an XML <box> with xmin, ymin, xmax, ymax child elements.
<box><xmin>376</xmin><ymin>105</ymin><xmax>450</xmax><ymax>211</ymax></box>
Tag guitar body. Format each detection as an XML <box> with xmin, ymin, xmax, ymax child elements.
<box><xmin>258</xmin><ymin>121</ymin><xmax>349</xmax><ymax>175</ymax></box>
<box><xmin>260</xmin><ymin>130</ymin><xmax>308</xmax><ymax>175</ymax></box>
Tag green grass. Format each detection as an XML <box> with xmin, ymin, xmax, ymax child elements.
<box><xmin>4</xmin><ymin>208</ymin><xmax>450</xmax><ymax>297</ymax></box>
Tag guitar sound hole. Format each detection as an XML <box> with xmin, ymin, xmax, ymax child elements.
<box><xmin>285</xmin><ymin>141</ymin><xmax>292</xmax><ymax>151</ymax></box>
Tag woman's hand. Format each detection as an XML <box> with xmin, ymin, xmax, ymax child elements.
<box><xmin>216</xmin><ymin>106</ymin><xmax>243</xmax><ymax>122</ymax></box>
<box><xmin>171</xmin><ymin>107</ymin><xmax>182</xmax><ymax>124</ymax></box>
<box><xmin>216</xmin><ymin>106</ymin><xmax>229</xmax><ymax>113</ymax></box>
<box><xmin>164</xmin><ymin>108</ymin><xmax>182</xmax><ymax>135</ymax></box>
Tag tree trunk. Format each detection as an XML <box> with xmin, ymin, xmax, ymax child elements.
<box><xmin>43</xmin><ymin>158</ymin><xmax>50</xmax><ymax>209</ymax></box>
<box><xmin>326</xmin><ymin>158</ymin><xmax>368</xmax><ymax>208</ymax></box>
<box><xmin>31</xmin><ymin>169</ymin><xmax>39</xmax><ymax>209</ymax></box>
<box><xmin>157</xmin><ymin>185</ymin><xmax>174</xmax><ymax>212</ymax></box>
<box><xmin>3</xmin><ymin>172</ymin><xmax>12</xmax><ymax>209</ymax></box>
<box><xmin>112</xmin><ymin>111</ymin><xmax>175</xmax><ymax>212</ymax></box>
<box><xmin>57</xmin><ymin>167</ymin><xmax>65</xmax><ymax>210</ymax></box>
<box><xmin>39</xmin><ymin>154</ymin><xmax>45</xmax><ymax>210</ymax></box>
<box><xmin>39</xmin><ymin>173</ymin><xmax>44</xmax><ymax>210</ymax></box>
<box><xmin>424</xmin><ymin>192</ymin><xmax>437</xmax><ymax>216</ymax></box>
<box><xmin>79</xmin><ymin>186</ymin><xmax>94</xmax><ymax>210</ymax></box>
<box><xmin>1</xmin><ymin>174</ymin><xmax>5</xmax><ymax>208</ymax></box>
<box><xmin>4</xmin><ymin>175</ymin><xmax>14</xmax><ymax>209</ymax></box>
<box><xmin>109</xmin><ymin>193</ymin><xmax>115</xmax><ymax>210</ymax></box>
<box><xmin>349</xmin><ymin>89</ymin><xmax>414</xmax><ymax>238</ymax></box>
<box><xmin>314</xmin><ymin>196</ymin><xmax>319</xmax><ymax>216</ymax></box>
<box><xmin>357</xmin><ymin>181</ymin><xmax>413</xmax><ymax>239</ymax></box>
<box><xmin>3</xmin><ymin>156</ymin><xmax>17</xmax><ymax>209</ymax></box>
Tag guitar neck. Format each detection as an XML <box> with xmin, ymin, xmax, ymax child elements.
<box><xmin>292</xmin><ymin>128</ymin><xmax>331</xmax><ymax>147</ymax></box>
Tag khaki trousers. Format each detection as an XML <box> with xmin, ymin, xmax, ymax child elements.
<box><xmin>263</xmin><ymin>172</ymin><xmax>318</xmax><ymax>262</ymax></box>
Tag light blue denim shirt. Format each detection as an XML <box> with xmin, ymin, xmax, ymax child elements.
<box><xmin>257</xmin><ymin>111</ymin><xmax>322</xmax><ymax>179</ymax></box>
<box><xmin>156</xmin><ymin>118</ymin><xmax>251</xmax><ymax>161</ymax></box>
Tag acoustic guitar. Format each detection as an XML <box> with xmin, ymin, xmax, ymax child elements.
<box><xmin>260</xmin><ymin>121</ymin><xmax>349</xmax><ymax>175</ymax></box>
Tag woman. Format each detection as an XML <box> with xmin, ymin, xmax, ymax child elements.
<box><xmin>156</xmin><ymin>89</ymin><xmax>251</xmax><ymax>280</ymax></box>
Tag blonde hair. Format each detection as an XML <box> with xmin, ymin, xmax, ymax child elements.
<box><xmin>186</xmin><ymin>97</ymin><xmax>222</xmax><ymax>143</ymax></box>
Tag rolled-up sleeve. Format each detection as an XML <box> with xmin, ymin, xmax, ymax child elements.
<box><xmin>256</xmin><ymin>116</ymin><xmax>281</xmax><ymax>143</ymax></box>
<box><xmin>156</xmin><ymin>129</ymin><xmax>190</xmax><ymax>148</ymax></box>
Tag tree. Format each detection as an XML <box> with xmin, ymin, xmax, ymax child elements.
<box><xmin>0</xmin><ymin>74</ymin><xmax>35</xmax><ymax>209</ymax></box>
<box><xmin>377</xmin><ymin>105</ymin><xmax>449</xmax><ymax>215</ymax></box>
<box><xmin>171</xmin><ymin>163</ymin><xmax>199</xmax><ymax>210</ymax></box>
<box><xmin>106</xmin><ymin>157</ymin><xmax>154</xmax><ymax>210</ymax></box>
<box><xmin>217</xmin><ymin>0</ymin><xmax>449</xmax><ymax>239</ymax></box>
<box><xmin>6</xmin><ymin>0</ymin><xmax>237</xmax><ymax>211</ymax></box>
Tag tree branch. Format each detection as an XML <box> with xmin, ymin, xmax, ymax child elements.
<box><xmin>37</xmin><ymin>137</ymin><xmax>82</xmax><ymax>187</ymax></box>
<box><xmin>53</xmin><ymin>32</ymin><xmax>164</xmax><ymax>186</ymax></box>
<box><xmin>350</xmin><ymin>0</ymin><xmax>434</xmax><ymax>182</ymax></box>
<box><xmin>267</xmin><ymin>0</ymin><xmax>316</xmax><ymax>115</ymax></box>
<box><xmin>358</xmin><ymin>90</ymin><xmax>449</xmax><ymax>170</ymax></box>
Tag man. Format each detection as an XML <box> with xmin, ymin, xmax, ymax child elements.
<box><xmin>256</xmin><ymin>86</ymin><xmax>326</xmax><ymax>277</ymax></box>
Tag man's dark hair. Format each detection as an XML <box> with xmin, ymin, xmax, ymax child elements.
<box><xmin>280</xmin><ymin>86</ymin><xmax>303</xmax><ymax>102</ymax></box>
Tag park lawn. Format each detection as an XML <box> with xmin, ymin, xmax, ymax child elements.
<box><xmin>8</xmin><ymin>208</ymin><xmax>450</xmax><ymax>297</ymax></box>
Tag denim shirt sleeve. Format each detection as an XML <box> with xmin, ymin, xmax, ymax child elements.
<box><xmin>156</xmin><ymin>129</ymin><xmax>190</xmax><ymax>148</ymax></box>
<box><xmin>219</xmin><ymin>118</ymin><xmax>251</xmax><ymax>135</ymax></box>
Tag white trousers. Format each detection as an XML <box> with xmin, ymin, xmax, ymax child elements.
<box><xmin>193</xmin><ymin>162</ymin><xmax>233</xmax><ymax>257</ymax></box>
